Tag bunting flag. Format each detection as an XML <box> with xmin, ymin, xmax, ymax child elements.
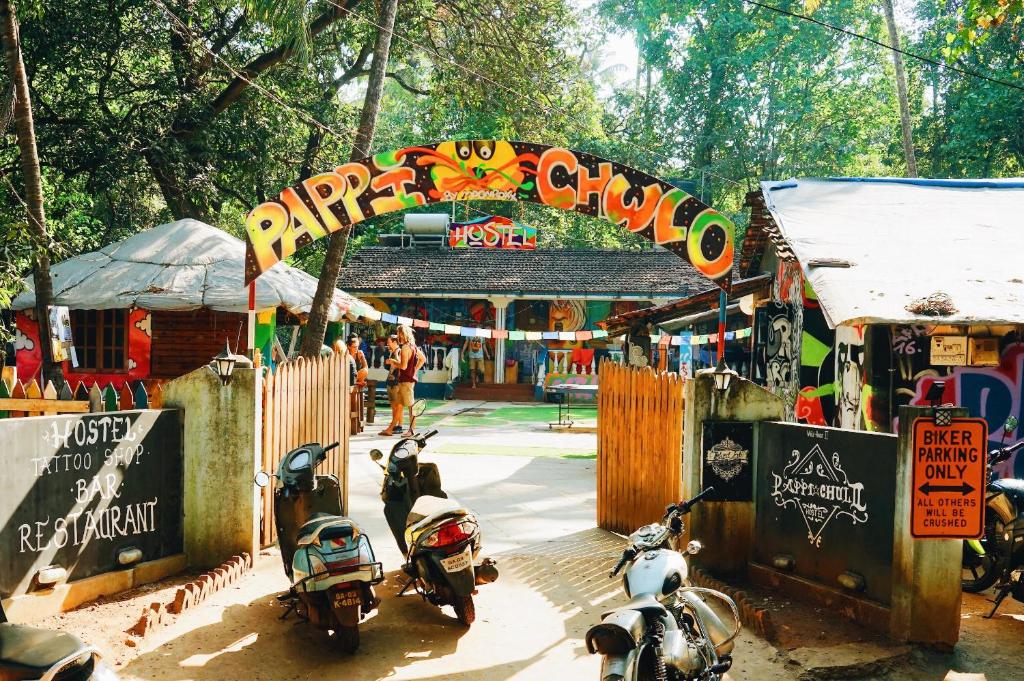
<box><xmin>345</xmin><ymin>300</ymin><xmax>750</xmax><ymax>346</ymax></box>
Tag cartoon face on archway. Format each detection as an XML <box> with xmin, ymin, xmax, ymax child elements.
<box><xmin>244</xmin><ymin>141</ymin><xmax>735</xmax><ymax>288</ymax></box>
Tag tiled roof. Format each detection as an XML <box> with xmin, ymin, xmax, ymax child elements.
<box><xmin>337</xmin><ymin>247</ymin><xmax>715</xmax><ymax>297</ymax></box>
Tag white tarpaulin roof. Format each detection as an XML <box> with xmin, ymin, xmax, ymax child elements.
<box><xmin>761</xmin><ymin>178</ymin><xmax>1024</xmax><ymax>327</ymax></box>
<box><xmin>12</xmin><ymin>219</ymin><xmax>356</xmax><ymax>319</ymax></box>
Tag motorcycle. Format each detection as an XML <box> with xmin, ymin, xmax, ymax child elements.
<box><xmin>369</xmin><ymin>429</ymin><xmax>498</xmax><ymax>626</ymax></box>
<box><xmin>255</xmin><ymin>441</ymin><xmax>383</xmax><ymax>652</ymax></box>
<box><xmin>958</xmin><ymin>413</ymin><xmax>1024</xmax><ymax>593</ymax></box>
<box><xmin>0</xmin><ymin>600</ymin><xmax>118</xmax><ymax>680</ymax></box>
<box><xmin>587</xmin><ymin>487</ymin><xmax>741</xmax><ymax>681</ymax></box>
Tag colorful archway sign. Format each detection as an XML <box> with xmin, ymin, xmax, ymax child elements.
<box><xmin>244</xmin><ymin>141</ymin><xmax>735</xmax><ymax>287</ymax></box>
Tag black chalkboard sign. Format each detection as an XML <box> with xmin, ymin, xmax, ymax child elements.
<box><xmin>701</xmin><ymin>421</ymin><xmax>754</xmax><ymax>501</ymax></box>
<box><xmin>753</xmin><ymin>421</ymin><xmax>897</xmax><ymax>605</ymax></box>
<box><xmin>0</xmin><ymin>410</ymin><xmax>183</xmax><ymax>597</ymax></box>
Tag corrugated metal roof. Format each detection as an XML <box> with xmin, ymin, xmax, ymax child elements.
<box><xmin>761</xmin><ymin>178</ymin><xmax>1024</xmax><ymax>326</ymax></box>
<box><xmin>12</xmin><ymin>219</ymin><xmax>356</xmax><ymax>319</ymax></box>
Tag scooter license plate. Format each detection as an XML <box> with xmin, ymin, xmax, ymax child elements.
<box><xmin>333</xmin><ymin>589</ymin><xmax>361</xmax><ymax>608</ymax></box>
<box><xmin>440</xmin><ymin>547</ymin><xmax>472</xmax><ymax>573</ymax></box>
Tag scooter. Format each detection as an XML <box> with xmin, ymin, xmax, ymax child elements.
<box><xmin>587</xmin><ymin>487</ymin><xmax>741</xmax><ymax>680</ymax></box>
<box><xmin>369</xmin><ymin>430</ymin><xmax>498</xmax><ymax>626</ymax></box>
<box><xmin>255</xmin><ymin>442</ymin><xmax>383</xmax><ymax>652</ymax></box>
<box><xmin>0</xmin><ymin>600</ymin><xmax>118</xmax><ymax>680</ymax></box>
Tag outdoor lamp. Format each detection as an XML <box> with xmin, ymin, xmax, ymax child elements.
<box><xmin>213</xmin><ymin>341</ymin><xmax>238</xmax><ymax>386</ymax></box>
<box><xmin>711</xmin><ymin>358</ymin><xmax>738</xmax><ymax>393</ymax></box>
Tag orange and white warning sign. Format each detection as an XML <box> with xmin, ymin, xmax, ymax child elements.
<box><xmin>911</xmin><ymin>417</ymin><xmax>987</xmax><ymax>539</ymax></box>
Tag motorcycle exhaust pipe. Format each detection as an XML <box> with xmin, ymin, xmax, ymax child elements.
<box><xmin>475</xmin><ymin>558</ymin><xmax>499</xmax><ymax>585</ymax></box>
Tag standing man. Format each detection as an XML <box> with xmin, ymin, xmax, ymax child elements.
<box><xmin>462</xmin><ymin>335</ymin><xmax>490</xmax><ymax>388</ymax></box>
<box><xmin>380</xmin><ymin>334</ymin><xmax>402</xmax><ymax>436</ymax></box>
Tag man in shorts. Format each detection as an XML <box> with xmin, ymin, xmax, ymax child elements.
<box><xmin>380</xmin><ymin>334</ymin><xmax>402</xmax><ymax>436</ymax></box>
<box><xmin>462</xmin><ymin>336</ymin><xmax>489</xmax><ymax>388</ymax></box>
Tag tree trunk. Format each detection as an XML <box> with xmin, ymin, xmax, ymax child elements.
<box><xmin>0</xmin><ymin>0</ymin><xmax>62</xmax><ymax>386</ymax></box>
<box><xmin>299</xmin><ymin>0</ymin><xmax>399</xmax><ymax>357</ymax></box>
<box><xmin>882</xmin><ymin>0</ymin><xmax>918</xmax><ymax>177</ymax></box>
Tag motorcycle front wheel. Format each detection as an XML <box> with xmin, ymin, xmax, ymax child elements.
<box><xmin>962</xmin><ymin>540</ymin><xmax>1000</xmax><ymax>593</ymax></box>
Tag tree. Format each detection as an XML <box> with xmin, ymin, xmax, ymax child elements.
<box><xmin>881</xmin><ymin>0</ymin><xmax>918</xmax><ymax>176</ymax></box>
<box><xmin>0</xmin><ymin>0</ymin><xmax>62</xmax><ymax>385</ymax></box>
<box><xmin>299</xmin><ymin>0</ymin><xmax>398</xmax><ymax>358</ymax></box>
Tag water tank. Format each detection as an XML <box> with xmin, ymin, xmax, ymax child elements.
<box><xmin>404</xmin><ymin>213</ymin><xmax>450</xmax><ymax>234</ymax></box>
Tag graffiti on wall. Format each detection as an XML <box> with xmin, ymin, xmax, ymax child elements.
<box><xmin>836</xmin><ymin>326</ymin><xmax>866</xmax><ymax>430</ymax></box>
<box><xmin>245</xmin><ymin>141</ymin><xmax>735</xmax><ymax>286</ymax></box>
<box><xmin>15</xmin><ymin>309</ymin><xmax>152</xmax><ymax>388</ymax></box>
<box><xmin>762</xmin><ymin>303</ymin><xmax>796</xmax><ymax>393</ymax></box>
<box><xmin>908</xmin><ymin>341</ymin><xmax>1024</xmax><ymax>477</ymax></box>
<box><xmin>795</xmin><ymin>285</ymin><xmax>836</xmax><ymax>427</ymax></box>
<box><xmin>448</xmin><ymin>215</ymin><xmax>536</xmax><ymax>249</ymax></box>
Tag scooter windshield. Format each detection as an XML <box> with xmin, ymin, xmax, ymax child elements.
<box><xmin>288</xmin><ymin>451</ymin><xmax>311</xmax><ymax>470</ymax></box>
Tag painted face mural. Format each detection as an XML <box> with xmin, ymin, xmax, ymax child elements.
<box><xmin>244</xmin><ymin>141</ymin><xmax>735</xmax><ymax>287</ymax></box>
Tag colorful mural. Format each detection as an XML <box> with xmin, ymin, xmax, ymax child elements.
<box><xmin>835</xmin><ymin>325</ymin><xmax>866</xmax><ymax>430</ymax></box>
<box><xmin>548</xmin><ymin>300</ymin><xmax>587</xmax><ymax>349</ymax></box>
<box><xmin>448</xmin><ymin>215</ymin><xmax>536</xmax><ymax>249</ymax></box>
<box><xmin>908</xmin><ymin>341</ymin><xmax>1024</xmax><ymax>476</ymax></box>
<box><xmin>15</xmin><ymin>308</ymin><xmax>152</xmax><ymax>388</ymax></box>
<box><xmin>795</xmin><ymin>285</ymin><xmax>836</xmax><ymax>427</ymax></box>
<box><xmin>245</xmin><ymin>141</ymin><xmax>735</xmax><ymax>287</ymax></box>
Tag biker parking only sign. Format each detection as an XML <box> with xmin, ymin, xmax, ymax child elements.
<box><xmin>911</xmin><ymin>417</ymin><xmax>987</xmax><ymax>539</ymax></box>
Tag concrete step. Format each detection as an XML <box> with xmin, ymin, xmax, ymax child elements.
<box><xmin>452</xmin><ymin>383</ymin><xmax>535</xmax><ymax>402</ymax></box>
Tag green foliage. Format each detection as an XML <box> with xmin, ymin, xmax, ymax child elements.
<box><xmin>943</xmin><ymin>0</ymin><xmax>1024</xmax><ymax>58</ymax></box>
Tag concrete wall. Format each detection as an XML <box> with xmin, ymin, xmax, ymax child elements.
<box><xmin>682</xmin><ymin>373</ymin><xmax>785</xmax><ymax>574</ymax></box>
<box><xmin>163</xmin><ymin>365</ymin><xmax>262</xmax><ymax>569</ymax></box>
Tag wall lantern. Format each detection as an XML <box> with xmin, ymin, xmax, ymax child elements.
<box><xmin>711</xmin><ymin>358</ymin><xmax>738</xmax><ymax>394</ymax></box>
<box><xmin>213</xmin><ymin>341</ymin><xmax>238</xmax><ymax>386</ymax></box>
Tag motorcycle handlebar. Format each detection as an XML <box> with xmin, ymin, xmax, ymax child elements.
<box><xmin>674</xmin><ymin>486</ymin><xmax>716</xmax><ymax>516</ymax></box>
<box><xmin>323</xmin><ymin>442</ymin><xmax>339</xmax><ymax>454</ymax></box>
<box><xmin>609</xmin><ymin>546</ymin><xmax>637</xmax><ymax>578</ymax></box>
<box><xmin>419</xmin><ymin>430</ymin><xmax>439</xmax><ymax>442</ymax></box>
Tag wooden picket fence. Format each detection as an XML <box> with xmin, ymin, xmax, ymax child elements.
<box><xmin>0</xmin><ymin>371</ymin><xmax>164</xmax><ymax>419</ymax></box>
<box><xmin>260</xmin><ymin>353</ymin><xmax>350</xmax><ymax>546</ymax></box>
<box><xmin>596</xmin><ymin>361</ymin><xmax>686</xmax><ymax>535</ymax></box>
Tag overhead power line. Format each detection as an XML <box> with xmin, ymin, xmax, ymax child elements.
<box><xmin>743</xmin><ymin>0</ymin><xmax>1024</xmax><ymax>94</ymax></box>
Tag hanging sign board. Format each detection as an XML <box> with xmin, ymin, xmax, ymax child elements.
<box><xmin>448</xmin><ymin>216</ymin><xmax>537</xmax><ymax>250</ymax></box>
<box><xmin>930</xmin><ymin>335</ymin><xmax>968</xmax><ymax>366</ymax></box>
<box><xmin>911</xmin><ymin>416</ymin><xmax>987</xmax><ymax>539</ymax></box>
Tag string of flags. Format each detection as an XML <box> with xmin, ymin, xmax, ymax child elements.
<box><xmin>346</xmin><ymin>301</ymin><xmax>751</xmax><ymax>346</ymax></box>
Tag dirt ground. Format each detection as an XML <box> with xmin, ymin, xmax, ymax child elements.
<box><xmin>26</xmin><ymin>402</ymin><xmax>1024</xmax><ymax>680</ymax></box>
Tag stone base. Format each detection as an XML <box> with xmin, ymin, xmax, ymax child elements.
<box><xmin>1</xmin><ymin>553</ymin><xmax>186</xmax><ymax>623</ymax></box>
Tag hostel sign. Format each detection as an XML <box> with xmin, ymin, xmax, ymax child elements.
<box><xmin>911</xmin><ymin>417</ymin><xmax>987</xmax><ymax>539</ymax></box>
<box><xmin>449</xmin><ymin>216</ymin><xmax>536</xmax><ymax>250</ymax></box>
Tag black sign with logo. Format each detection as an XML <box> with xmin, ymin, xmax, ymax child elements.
<box><xmin>701</xmin><ymin>421</ymin><xmax>754</xmax><ymax>501</ymax></box>
<box><xmin>0</xmin><ymin>410</ymin><xmax>183</xmax><ymax>596</ymax></box>
<box><xmin>754</xmin><ymin>422</ymin><xmax>897</xmax><ymax>605</ymax></box>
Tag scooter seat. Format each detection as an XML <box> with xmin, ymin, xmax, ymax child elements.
<box><xmin>297</xmin><ymin>514</ymin><xmax>356</xmax><ymax>547</ymax></box>
<box><xmin>992</xmin><ymin>477</ymin><xmax>1024</xmax><ymax>503</ymax></box>
<box><xmin>0</xmin><ymin>622</ymin><xmax>90</xmax><ymax>679</ymax></box>
<box><xmin>406</xmin><ymin>495</ymin><xmax>469</xmax><ymax>529</ymax></box>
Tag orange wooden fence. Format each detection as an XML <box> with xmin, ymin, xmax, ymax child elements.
<box><xmin>260</xmin><ymin>354</ymin><xmax>351</xmax><ymax>546</ymax></box>
<box><xmin>596</xmin><ymin>361</ymin><xmax>686</xmax><ymax>535</ymax></box>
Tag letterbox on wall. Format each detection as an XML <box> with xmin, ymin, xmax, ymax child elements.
<box><xmin>929</xmin><ymin>335</ymin><xmax>968</xmax><ymax>365</ymax></box>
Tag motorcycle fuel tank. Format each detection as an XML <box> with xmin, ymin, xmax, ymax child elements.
<box><xmin>624</xmin><ymin>549</ymin><xmax>688</xmax><ymax>602</ymax></box>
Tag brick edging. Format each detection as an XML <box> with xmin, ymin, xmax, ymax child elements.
<box><xmin>690</xmin><ymin>567</ymin><xmax>776</xmax><ymax>642</ymax></box>
<box><xmin>128</xmin><ymin>553</ymin><xmax>252</xmax><ymax>639</ymax></box>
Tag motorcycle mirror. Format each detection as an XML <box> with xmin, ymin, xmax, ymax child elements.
<box><xmin>369</xmin><ymin>449</ymin><xmax>384</xmax><ymax>462</ymax></box>
<box><xmin>686</xmin><ymin>540</ymin><xmax>703</xmax><ymax>555</ymax></box>
<box><xmin>1005</xmin><ymin>416</ymin><xmax>1019</xmax><ymax>434</ymax></box>
<box><xmin>254</xmin><ymin>471</ymin><xmax>271</xmax><ymax>488</ymax></box>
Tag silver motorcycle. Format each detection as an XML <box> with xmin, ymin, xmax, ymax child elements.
<box><xmin>586</xmin><ymin>487</ymin><xmax>741</xmax><ymax>681</ymax></box>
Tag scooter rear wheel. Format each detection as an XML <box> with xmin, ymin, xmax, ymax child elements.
<box><xmin>453</xmin><ymin>594</ymin><xmax>475</xmax><ymax>626</ymax></box>
<box><xmin>330</xmin><ymin>624</ymin><xmax>360</xmax><ymax>653</ymax></box>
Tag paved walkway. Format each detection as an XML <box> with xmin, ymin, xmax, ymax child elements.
<box><xmin>114</xmin><ymin>401</ymin><xmax>790</xmax><ymax>680</ymax></box>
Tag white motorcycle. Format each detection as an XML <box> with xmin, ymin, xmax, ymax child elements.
<box><xmin>586</xmin><ymin>487</ymin><xmax>741</xmax><ymax>681</ymax></box>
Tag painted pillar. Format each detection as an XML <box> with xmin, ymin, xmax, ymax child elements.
<box><xmin>489</xmin><ymin>296</ymin><xmax>513</xmax><ymax>384</ymax></box>
<box><xmin>890</xmin><ymin>404</ymin><xmax>963</xmax><ymax>646</ymax></box>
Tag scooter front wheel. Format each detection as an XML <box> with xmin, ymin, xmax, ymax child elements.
<box><xmin>453</xmin><ymin>594</ymin><xmax>475</xmax><ymax>626</ymax></box>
